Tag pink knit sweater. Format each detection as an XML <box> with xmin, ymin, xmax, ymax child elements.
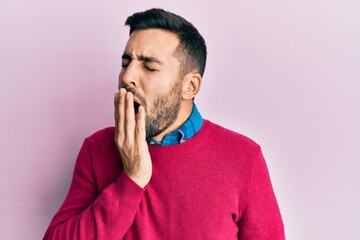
<box><xmin>43</xmin><ymin>120</ymin><xmax>285</xmax><ymax>239</ymax></box>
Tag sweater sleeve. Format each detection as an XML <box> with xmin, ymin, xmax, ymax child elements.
<box><xmin>238</xmin><ymin>148</ymin><xmax>285</xmax><ymax>240</ymax></box>
<box><xmin>43</xmin><ymin>139</ymin><xmax>144</xmax><ymax>240</ymax></box>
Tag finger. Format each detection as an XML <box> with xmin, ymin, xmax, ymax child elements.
<box><xmin>114</xmin><ymin>93</ymin><xmax>119</xmax><ymax>136</ymax></box>
<box><xmin>118</xmin><ymin>88</ymin><xmax>126</xmax><ymax>141</ymax></box>
<box><xmin>135</xmin><ymin>105</ymin><xmax>146</xmax><ymax>143</ymax></box>
<box><xmin>124</xmin><ymin>91</ymin><xmax>135</xmax><ymax>144</ymax></box>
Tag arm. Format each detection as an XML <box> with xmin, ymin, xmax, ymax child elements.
<box><xmin>238</xmin><ymin>149</ymin><xmax>285</xmax><ymax>240</ymax></box>
<box><xmin>44</xmin><ymin>88</ymin><xmax>152</xmax><ymax>239</ymax></box>
<box><xmin>43</xmin><ymin>139</ymin><xmax>144</xmax><ymax>240</ymax></box>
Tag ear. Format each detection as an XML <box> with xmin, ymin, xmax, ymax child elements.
<box><xmin>181</xmin><ymin>71</ymin><xmax>202</xmax><ymax>100</ymax></box>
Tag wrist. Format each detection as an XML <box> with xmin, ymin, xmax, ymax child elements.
<box><xmin>127</xmin><ymin>172</ymin><xmax>151</xmax><ymax>188</ymax></box>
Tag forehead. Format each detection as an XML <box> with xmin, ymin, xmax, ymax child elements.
<box><xmin>124</xmin><ymin>29</ymin><xmax>180</xmax><ymax>61</ymax></box>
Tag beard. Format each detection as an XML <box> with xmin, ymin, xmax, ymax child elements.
<box><xmin>126</xmin><ymin>81</ymin><xmax>182</xmax><ymax>139</ymax></box>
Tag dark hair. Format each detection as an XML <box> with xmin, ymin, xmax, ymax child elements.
<box><xmin>125</xmin><ymin>8</ymin><xmax>207</xmax><ymax>78</ymax></box>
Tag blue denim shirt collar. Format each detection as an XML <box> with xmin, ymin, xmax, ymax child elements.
<box><xmin>146</xmin><ymin>103</ymin><xmax>203</xmax><ymax>146</ymax></box>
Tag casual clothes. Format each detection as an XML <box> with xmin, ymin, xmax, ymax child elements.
<box><xmin>44</xmin><ymin>120</ymin><xmax>285</xmax><ymax>239</ymax></box>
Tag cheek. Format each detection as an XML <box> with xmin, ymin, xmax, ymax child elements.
<box><xmin>147</xmin><ymin>72</ymin><xmax>177</xmax><ymax>91</ymax></box>
<box><xmin>142</xmin><ymin>71</ymin><xmax>180</xmax><ymax>104</ymax></box>
<box><xmin>141</xmin><ymin>77</ymin><xmax>161</xmax><ymax>96</ymax></box>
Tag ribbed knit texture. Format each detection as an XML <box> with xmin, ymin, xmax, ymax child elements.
<box><xmin>43</xmin><ymin>120</ymin><xmax>285</xmax><ymax>239</ymax></box>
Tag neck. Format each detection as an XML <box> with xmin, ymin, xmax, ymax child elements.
<box><xmin>152</xmin><ymin>101</ymin><xmax>193</xmax><ymax>142</ymax></box>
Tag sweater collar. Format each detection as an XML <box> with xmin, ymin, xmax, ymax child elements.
<box><xmin>146</xmin><ymin>103</ymin><xmax>203</xmax><ymax>146</ymax></box>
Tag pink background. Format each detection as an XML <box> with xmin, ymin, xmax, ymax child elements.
<box><xmin>1</xmin><ymin>1</ymin><xmax>359</xmax><ymax>239</ymax></box>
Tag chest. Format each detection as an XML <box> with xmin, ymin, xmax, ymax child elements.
<box><xmin>125</xmin><ymin>152</ymin><xmax>244</xmax><ymax>239</ymax></box>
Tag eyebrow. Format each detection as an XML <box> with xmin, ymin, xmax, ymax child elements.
<box><xmin>122</xmin><ymin>53</ymin><xmax>163</xmax><ymax>65</ymax></box>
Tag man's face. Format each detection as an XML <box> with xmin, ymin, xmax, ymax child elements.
<box><xmin>119</xmin><ymin>29</ymin><xmax>183</xmax><ymax>138</ymax></box>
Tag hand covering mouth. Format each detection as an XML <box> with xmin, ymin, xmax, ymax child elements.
<box><xmin>125</xmin><ymin>87</ymin><xmax>142</xmax><ymax>114</ymax></box>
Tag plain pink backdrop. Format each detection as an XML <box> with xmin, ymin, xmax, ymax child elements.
<box><xmin>1</xmin><ymin>1</ymin><xmax>359</xmax><ymax>239</ymax></box>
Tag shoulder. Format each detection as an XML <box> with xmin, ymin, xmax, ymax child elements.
<box><xmin>204</xmin><ymin>120</ymin><xmax>261</xmax><ymax>151</ymax></box>
<box><xmin>83</xmin><ymin>127</ymin><xmax>116</xmax><ymax>148</ymax></box>
<box><xmin>79</xmin><ymin>127</ymin><xmax>119</xmax><ymax>165</ymax></box>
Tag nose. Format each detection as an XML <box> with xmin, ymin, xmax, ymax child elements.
<box><xmin>119</xmin><ymin>61</ymin><xmax>140</xmax><ymax>89</ymax></box>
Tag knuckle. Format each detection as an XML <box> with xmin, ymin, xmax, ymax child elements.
<box><xmin>124</xmin><ymin>138</ymin><xmax>132</xmax><ymax>147</ymax></box>
<box><xmin>115</xmin><ymin>134</ymin><xmax>121</xmax><ymax>142</ymax></box>
<box><xmin>125</xmin><ymin>118</ymin><xmax>132</xmax><ymax>125</ymax></box>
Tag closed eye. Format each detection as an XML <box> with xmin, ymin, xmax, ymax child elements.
<box><xmin>144</xmin><ymin>64</ymin><xmax>156</xmax><ymax>72</ymax></box>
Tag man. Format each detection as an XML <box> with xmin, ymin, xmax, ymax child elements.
<box><xmin>44</xmin><ymin>8</ymin><xmax>285</xmax><ymax>239</ymax></box>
